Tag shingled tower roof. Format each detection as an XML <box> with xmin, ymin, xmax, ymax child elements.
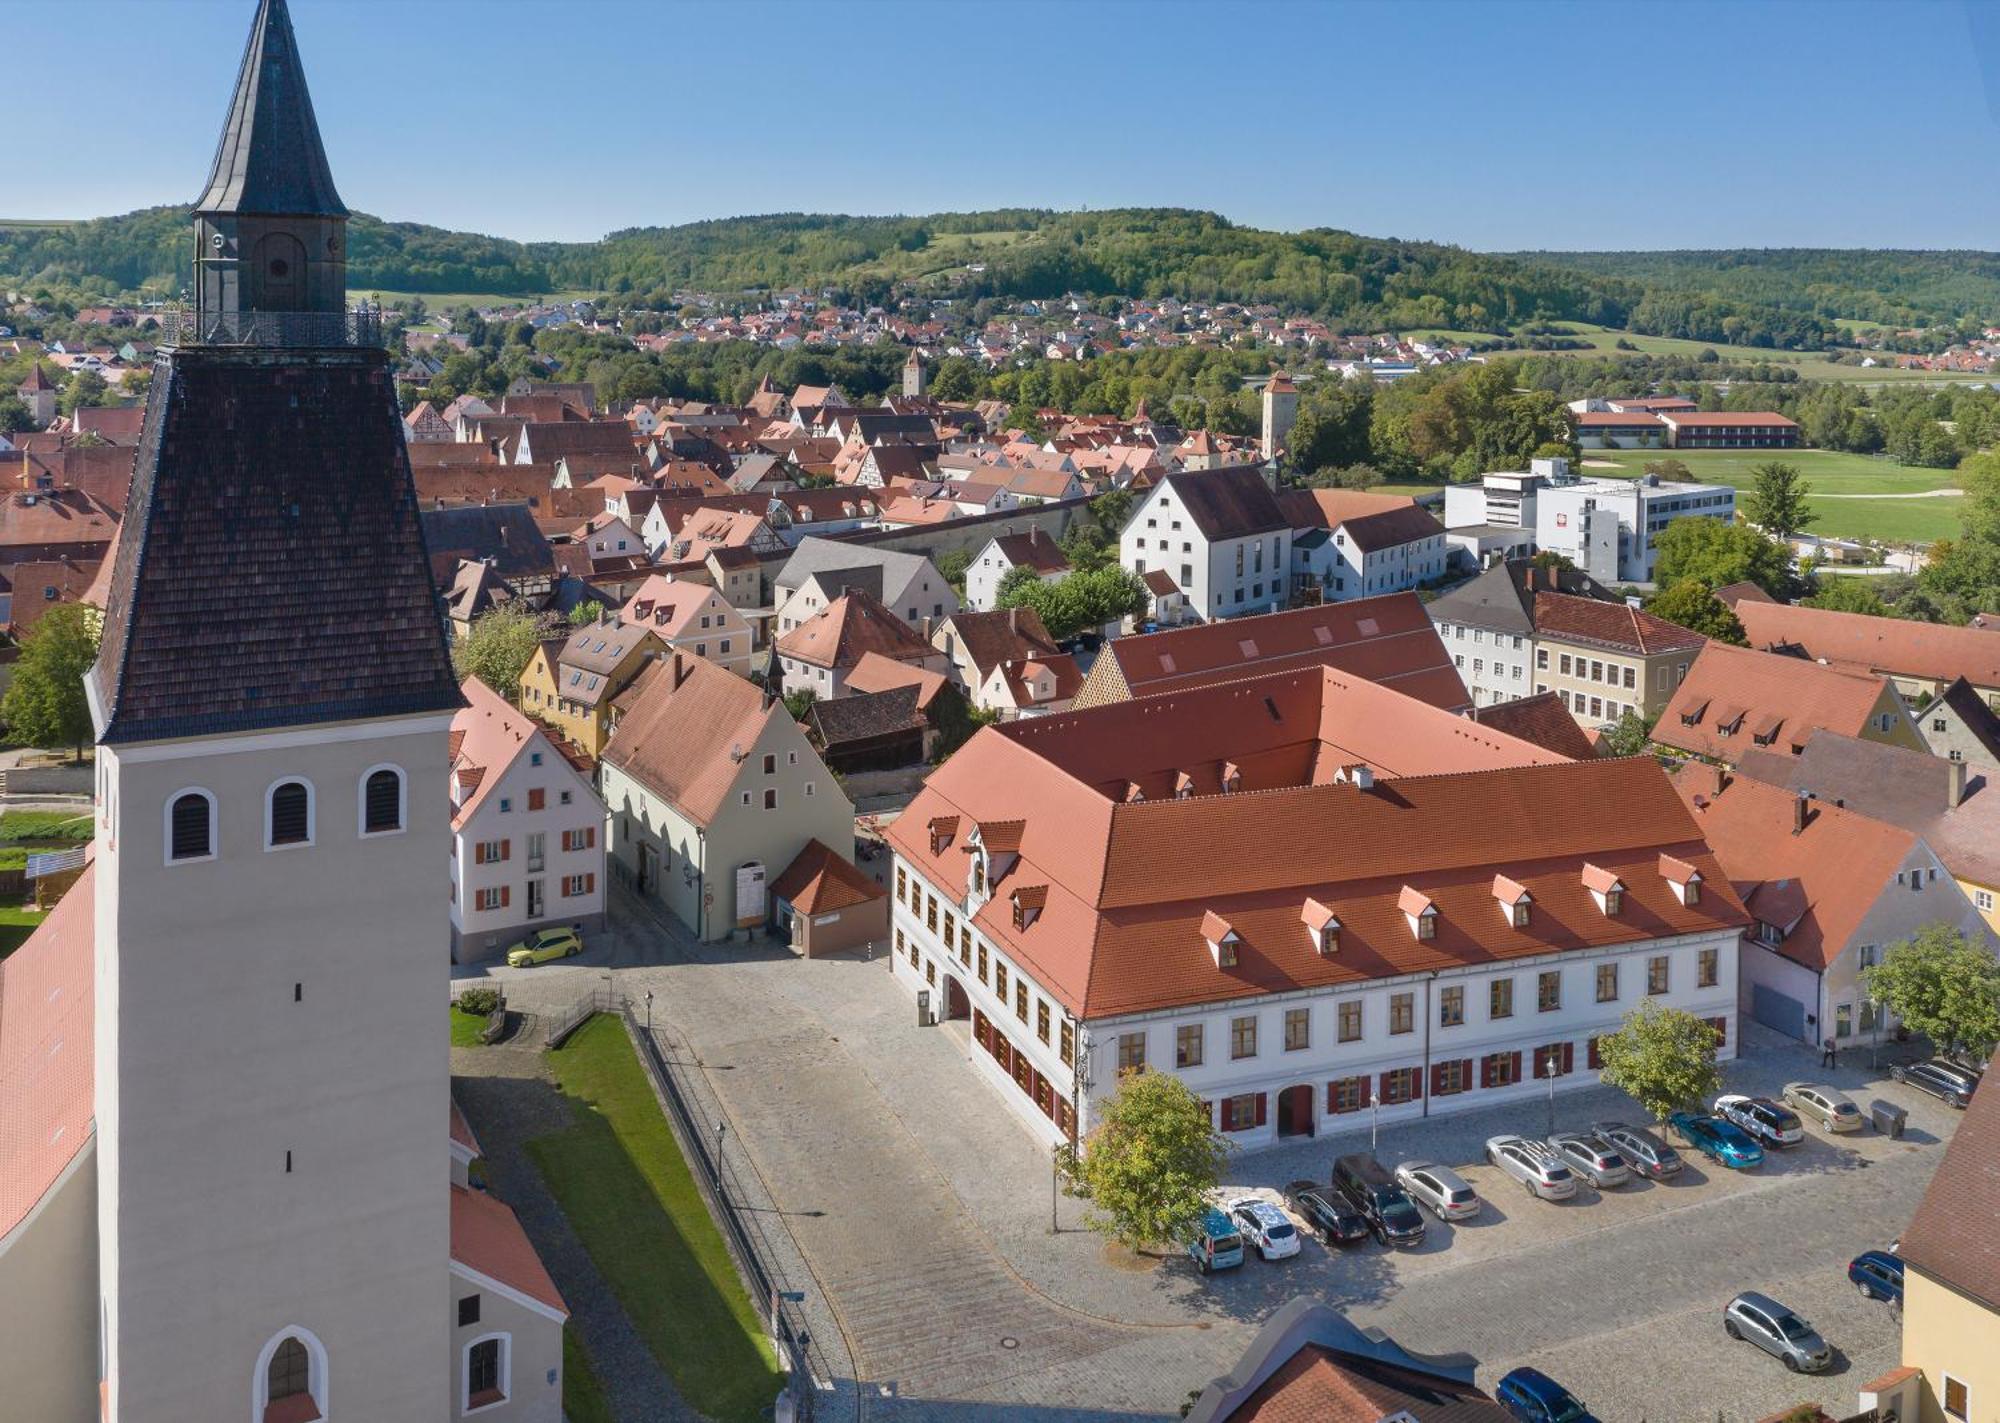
<box><xmin>193</xmin><ymin>0</ymin><xmax>347</xmax><ymax>218</ymax></box>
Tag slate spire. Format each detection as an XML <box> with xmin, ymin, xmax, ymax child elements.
<box><xmin>193</xmin><ymin>0</ymin><xmax>346</xmax><ymax>219</ymax></box>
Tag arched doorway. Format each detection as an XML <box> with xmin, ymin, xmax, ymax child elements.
<box><xmin>253</xmin><ymin>231</ymin><xmax>307</xmax><ymax>310</ymax></box>
<box><xmin>1276</xmin><ymin>1083</ymin><xmax>1316</xmax><ymax>1138</ymax></box>
<box><xmin>942</xmin><ymin>974</ymin><xmax>970</xmax><ymax>1021</ymax></box>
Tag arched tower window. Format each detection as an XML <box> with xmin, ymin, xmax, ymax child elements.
<box><xmin>167</xmin><ymin>789</ymin><xmax>215</xmax><ymax>864</ymax></box>
<box><xmin>252</xmin><ymin>1326</ymin><xmax>326</xmax><ymax>1422</ymax></box>
<box><xmin>266</xmin><ymin>779</ymin><xmax>314</xmax><ymax>849</ymax></box>
<box><xmin>361</xmin><ymin>765</ymin><xmax>406</xmax><ymax>836</ymax></box>
<box><xmin>267</xmin><ymin>1338</ymin><xmax>308</xmax><ymax>1402</ymax></box>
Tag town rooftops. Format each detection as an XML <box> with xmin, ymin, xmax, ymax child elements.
<box><xmin>1732</xmin><ymin>598</ymin><xmax>2000</xmax><ymax>688</ymax></box>
<box><xmin>941</xmin><ymin>607</ymin><xmax>1061</xmax><ymax>677</ymax></box>
<box><xmin>1084</xmin><ymin>592</ymin><xmax>1469</xmax><ymax>712</ymax></box>
<box><xmin>1425</xmin><ymin>558</ymin><xmax>1616</xmax><ymax>639</ymax></box>
<box><xmin>421</xmin><ymin>503</ymin><xmax>556</xmax><ymax>583</ymax></box>
<box><xmin>557</xmin><ymin>618</ymin><xmax>658</xmax><ymax>708</ymax></box>
<box><xmin>842</xmin><ymin>651</ymin><xmax>950</xmax><ymax>710</ymax></box>
<box><xmin>1533</xmin><ymin>591</ymin><xmax>1707</xmax><ymax>656</ymax></box>
<box><xmin>1470</xmin><ymin>691</ymin><xmax>1602</xmax><ymax>760</ymax></box>
<box><xmin>777</xmin><ymin>588</ymin><xmax>934</xmax><ymax>670</ymax></box>
<box><xmin>1898</xmin><ymin>1043</ymin><xmax>2000</xmax><ymax>1310</ymax></box>
<box><xmin>1654</xmin><ymin>641</ymin><xmax>1901</xmax><ymax>762</ymax></box>
<box><xmin>771</xmin><ymin>838</ymin><xmax>887</xmax><ymax>916</ymax></box>
<box><xmin>450</xmin><ymin>676</ymin><xmax>569</xmax><ymax>828</ymax></box>
<box><xmin>601</xmin><ymin>653</ymin><xmax>779</xmax><ymax>826</ymax></box>
<box><xmin>988</xmin><ymin>529</ymin><xmax>1071</xmax><ymax>575</ymax></box>
<box><xmin>1151</xmin><ymin>465</ymin><xmax>1289</xmax><ymax>542</ymax></box>
<box><xmin>450</xmin><ymin>1183</ymin><xmax>566</xmax><ymax>1319</ymax></box>
<box><xmin>890</xmin><ymin>676</ymin><xmax>1738</xmax><ymax>1019</ymax></box>
<box><xmin>1278</xmin><ymin>489</ymin><xmax>1445</xmax><ymax>552</ymax></box>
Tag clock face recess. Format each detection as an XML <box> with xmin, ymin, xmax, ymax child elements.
<box><xmin>212</xmin><ymin>232</ymin><xmax>226</xmax><ymax>250</ymax></box>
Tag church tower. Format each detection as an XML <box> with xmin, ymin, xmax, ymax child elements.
<box><xmin>89</xmin><ymin>2</ymin><xmax>463</xmax><ymax>1418</ymax></box>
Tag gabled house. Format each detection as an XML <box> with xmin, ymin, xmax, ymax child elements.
<box><xmin>1913</xmin><ymin>676</ymin><xmax>2000</xmax><ymax>772</ymax></box>
<box><xmin>965</xmin><ymin>529</ymin><xmax>1070</xmax><ymax>612</ymax></box>
<box><xmin>618</xmin><ymin>573</ymin><xmax>754</xmax><ymax>676</ymax></box>
<box><xmin>601</xmin><ymin>652</ymin><xmax>855</xmax><ymax>940</ymax></box>
<box><xmin>449</xmin><ymin>677</ymin><xmax>605</xmax><ymax>961</ymax></box>
<box><xmin>773</xmin><ymin>537</ymin><xmax>959</xmax><ymax>635</ymax></box>
<box><xmin>930</xmin><ymin>607</ymin><xmax>1080</xmax><ymax>718</ymax></box>
<box><xmin>1280</xmin><ymin>489</ymin><xmax>1449</xmax><ymax>604</ymax></box>
<box><xmin>1673</xmin><ymin>764</ymin><xmax>1994</xmax><ymax>1046</ymax></box>
<box><xmin>1726</xmin><ymin>593</ymin><xmax>2000</xmax><ymax>710</ymax></box>
<box><xmin>776</xmin><ymin>587</ymin><xmax>947</xmax><ymax>698</ymax></box>
<box><xmin>520</xmin><ymin>616</ymin><xmax>665</xmax><ymax>757</ymax></box>
<box><xmin>1426</xmin><ymin>557</ymin><xmax>1620</xmax><ymax>710</ymax></box>
<box><xmin>1119</xmin><ymin>465</ymin><xmax>1292</xmax><ymax>622</ymax></box>
<box><xmin>1655</xmin><ymin>641</ymin><xmax>1927</xmax><ymax>766</ymax></box>
<box><xmin>569</xmin><ymin>511</ymin><xmax>645</xmax><ymax>563</ymax></box>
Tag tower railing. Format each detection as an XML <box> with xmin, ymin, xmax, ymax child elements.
<box><xmin>162</xmin><ymin>305</ymin><xmax>383</xmax><ymax>349</ymax></box>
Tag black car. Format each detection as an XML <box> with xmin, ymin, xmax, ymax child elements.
<box><xmin>1282</xmin><ymin>1179</ymin><xmax>1371</xmax><ymax>1246</ymax></box>
<box><xmin>1332</xmin><ymin>1152</ymin><xmax>1427</xmax><ymax>1246</ymax></box>
<box><xmin>1892</xmin><ymin>1059</ymin><xmax>1975</xmax><ymax>1108</ymax></box>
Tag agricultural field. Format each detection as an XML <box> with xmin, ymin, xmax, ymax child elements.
<box><xmin>1405</xmin><ymin>322</ymin><xmax>1992</xmax><ymax>384</ymax></box>
<box><xmin>353</xmin><ymin>287</ymin><xmax>600</xmax><ymax>311</ymax></box>
<box><xmin>1587</xmin><ymin>447</ymin><xmax>1963</xmax><ymax>544</ymax></box>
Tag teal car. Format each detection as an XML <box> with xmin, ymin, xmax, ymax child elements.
<box><xmin>505</xmin><ymin>927</ymin><xmax>583</xmax><ymax>967</ymax></box>
<box><xmin>1667</xmin><ymin>1111</ymin><xmax>1765</xmax><ymax>1169</ymax></box>
<box><xmin>1188</xmin><ymin>1208</ymin><xmax>1245</xmax><ymax>1273</ymax></box>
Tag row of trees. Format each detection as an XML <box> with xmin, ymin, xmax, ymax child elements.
<box><xmin>1064</xmin><ymin>923</ymin><xmax>2000</xmax><ymax>1254</ymax></box>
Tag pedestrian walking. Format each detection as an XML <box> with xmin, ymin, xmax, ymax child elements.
<box><xmin>1822</xmin><ymin>1037</ymin><xmax>1838</xmax><ymax>1069</ymax></box>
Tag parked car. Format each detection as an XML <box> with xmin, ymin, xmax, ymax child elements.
<box><xmin>1723</xmin><ymin>1291</ymin><xmax>1833</xmax><ymax>1373</ymax></box>
<box><xmin>1187</xmin><ymin>1207</ymin><xmax>1245</xmax><ymax>1274</ymax></box>
<box><xmin>1849</xmin><ymin>1250</ymin><xmax>1905</xmax><ymax>1308</ymax></box>
<box><xmin>1666</xmin><ymin>1112</ymin><xmax>1765</xmax><ymax>1170</ymax></box>
<box><xmin>504</xmin><ymin>926</ymin><xmax>583</xmax><ymax>967</ymax></box>
<box><xmin>1394</xmin><ymin>1161</ymin><xmax>1482</xmax><ymax>1221</ymax></box>
<box><xmin>1590</xmin><ymin>1121</ymin><xmax>1683</xmax><ymax>1180</ymax></box>
<box><xmin>1282</xmin><ymin>1180</ymin><xmax>1370</xmax><ymax>1246</ymax></box>
<box><xmin>1782</xmin><ymin>1082</ymin><xmax>1864</xmax><ymax>1133</ymax></box>
<box><xmin>1485</xmin><ymin>1135</ymin><xmax>1577</xmax><ymax>1200</ymax></box>
<box><xmin>1227</xmin><ymin>1198</ymin><xmax>1301</xmax><ymax>1261</ymax></box>
<box><xmin>1332</xmin><ymin>1152</ymin><xmax>1427</xmax><ymax>1246</ymax></box>
<box><xmin>1714</xmin><ymin>1094</ymin><xmax>1805</xmax><ymax>1148</ymax></box>
<box><xmin>1546</xmin><ymin>1132</ymin><xmax>1632</xmax><ymax>1189</ymax></box>
<box><xmin>1495</xmin><ymin>1365</ymin><xmax>1601</xmax><ymax>1423</ymax></box>
<box><xmin>1891</xmin><ymin>1059</ymin><xmax>1975</xmax><ymax>1108</ymax></box>
<box><xmin>1933</xmin><ymin>1057</ymin><xmax>1985</xmax><ymax>1093</ymax></box>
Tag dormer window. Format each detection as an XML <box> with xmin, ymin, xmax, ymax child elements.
<box><xmin>1660</xmin><ymin>853</ymin><xmax>1703</xmax><ymax>906</ymax></box>
<box><xmin>1581</xmin><ymin>862</ymin><xmax>1624</xmax><ymax>916</ymax></box>
<box><xmin>1202</xmin><ymin>910</ymin><xmax>1240</xmax><ymax>968</ymax></box>
<box><xmin>1398</xmin><ymin>886</ymin><xmax>1437</xmax><ymax>941</ymax></box>
<box><xmin>1174</xmin><ymin>770</ymin><xmax>1195</xmax><ymax>799</ymax></box>
<box><xmin>1010</xmin><ymin>885</ymin><xmax>1046</xmax><ymax>931</ymax></box>
<box><xmin>1221</xmin><ymin>761</ymin><xmax>1242</xmax><ymax>793</ymax></box>
<box><xmin>1302</xmin><ymin>897</ymin><xmax>1340</xmax><ymax>956</ymax></box>
<box><xmin>1493</xmin><ymin>874</ymin><xmax>1532</xmax><ymax>928</ymax></box>
<box><xmin>928</xmin><ymin>815</ymin><xmax>959</xmax><ymax>856</ymax></box>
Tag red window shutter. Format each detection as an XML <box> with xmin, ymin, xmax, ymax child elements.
<box><xmin>585</xmin><ymin>873</ymin><xmax>596</xmax><ymax>894</ymax></box>
<box><xmin>528</xmin><ymin>789</ymin><xmax>545</xmax><ymax>811</ymax></box>
<box><xmin>1460</xmin><ymin>1059</ymin><xmax>1473</xmax><ymax>1092</ymax></box>
<box><xmin>1509</xmin><ymin>1050</ymin><xmax>1522</xmax><ymax>1083</ymax></box>
<box><xmin>1377</xmin><ymin>1070</ymin><xmax>1394</xmax><ymax>1101</ymax></box>
<box><xmin>1254</xmin><ymin>1092</ymin><xmax>1268</xmax><ymax>1128</ymax></box>
<box><xmin>1409</xmin><ymin>1066</ymin><xmax>1422</xmax><ymax>1100</ymax></box>
<box><xmin>1431</xmin><ymin>1062</ymin><xmax>1446</xmax><ymax>1097</ymax></box>
<box><xmin>586</xmin><ymin>826</ymin><xmax>597</xmax><ymax>848</ymax></box>
<box><xmin>1587</xmin><ymin>1037</ymin><xmax>1602</xmax><ymax>1070</ymax></box>
<box><xmin>1561</xmin><ymin>1042</ymin><xmax>1575</xmax><ymax>1074</ymax></box>
<box><xmin>1533</xmin><ymin>1045</ymin><xmax>1548</xmax><ymax>1079</ymax></box>
<box><xmin>501</xmin><ymin>839</ymin><xmax>511</xmax><ymax>861</ymax></box>
<box><xmin>1327</xmin><ymin>1082</ymin><xmax>1339</xmax><ymax>1113</ymax></box>
<box><xmin>1480</xmin><ymin>1055</ymin><xmax>1493</xmax><ymax>1089</ymax></box>
<box><xmin>499</xmin><ymin>885</ymin><xmax>510</xmax><ymax>908</ymax></box>
<box><xmin>474</xmin><ymin>842</ymin><xmax>486</xmax><ymax>865</ymax></box>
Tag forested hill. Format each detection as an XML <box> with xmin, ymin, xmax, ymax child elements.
<box><xmin>8</xmin><ymin>203</ymin><xmax>1985</xmax><ymax>345</ymax></box>
<box><xmin>1507</xmin><ymin>248</ymin><xmax>2000</xmax><ymax>330</ymax></box>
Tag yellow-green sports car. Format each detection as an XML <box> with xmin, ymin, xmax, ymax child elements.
<box><xmin>505</xmin><ymin>927</ymin><xmax>583</xmax><ymax>967</ymax></box>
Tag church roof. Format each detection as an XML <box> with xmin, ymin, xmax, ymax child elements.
<box><xmin>193</xmin><ymin>0</ymin><xmax>347</xmax><ymax>218</ymax></box>
<box><xmin>89</xmin><ymin>347</ymin><xmax>464</xmax><ymax>744</ymax></box>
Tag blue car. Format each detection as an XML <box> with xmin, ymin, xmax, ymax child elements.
<box><xmin>1496</xmin><ymin>1366</ymin><xmax>1600</xmax><ymax>1423</ymax></box>
<box><xmin>1667</xmin><ymin>1111</ymin><xmax>1765</xmax><ymax>1169</ymax></box>
<box><xmin>1850</xmin><ymin>1249</ymin><xmax>1904</xmax><ymax>1306</ymax></box>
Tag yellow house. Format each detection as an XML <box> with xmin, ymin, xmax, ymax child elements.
<box><xmin>1858</xmin><ymin>1045</ymin><xmax>2000</xmax><ymax>1423</ymax></box>
<box><xmin>520</xmin><ymin>616</ymin><xmax>664</xmax><ymax>757</ymax></box>
<box><xmin>1528</xmin><ymin>591</ymin><xmax>1706</xmax><ymax>729</ymax></box>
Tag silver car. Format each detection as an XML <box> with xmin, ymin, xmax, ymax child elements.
<box><xmin>1485</xmin><ymin>1135</ymin><xmax>1577</xmax><ymax>1201</ymax></box>
<box><xmin>1394</xmin><ymin>1161</ymin><xmax>1482</xmax><ymax>1221</ymax></box>
<box><xmin>1724</xmin><ymin>1291</ymin><xmax>1833</xmax><ymax>1373</ymax></box>
<box><xmin>1546</xmin><ymin>1131</ymin><xmax>1632</xmax><ymax>1188</ymax></box>
<box><xmin>1591</xmin><ymin>1120</ymin><xmax>1683</xmax><ymax>1179</ymax></box>
<box><xmin>1782</xmin><ymin>1082</ymin><xmax>1864</xmax><ymax>1133</ymax></box>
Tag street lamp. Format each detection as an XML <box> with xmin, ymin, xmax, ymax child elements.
<box><xmin>645</xmin><ymin>989</ymin><xmax>654</xmax><ymax>1037</ymax></box>
<box><xmin>1546</xmin><ymin>1049</ymin><xmax>1559</xmax><ymax>1137</ymax></box>
<box><xmin>1370</xmin><ymin>1089</ymin><xmax>1381</xmax><ymax>1151</ymax></box>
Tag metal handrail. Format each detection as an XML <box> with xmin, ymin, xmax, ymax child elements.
<box><xmin>162</xmin><ymin>305</ymin><xmax>383</xmax><ymax>349</ymax></box>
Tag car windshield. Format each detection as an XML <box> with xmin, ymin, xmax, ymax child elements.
<box><xmin>1266</xmin><ymin>1222</ymin><xmax>1295</xmax><ymax>1239</ymax></box>
<box><xmin>1547</xmin><ymin>1396</ymin><xmax>1588</xmax><ymax>1423</ymax></box>
<box><xmin>1774</xmin><ymin>1313</ymin><xmax>1814</xmax><ymax>1341</ymax></box>
<box><xmin>1445</xmin><ymin>1188</ymin><xmax>1475</xmax><ymax>1205</ymax></box>
<box><xmin>1544</xmin><ymin>1165</ymin><xmax>1573</xmax><ymax>1181</ymax></box>
<box><xmin>1383</xmin><ymin>1200</ymin><xmax>1422</xmax><ymax>1227</ymax></box>
<box><xmin>1212</xmin><ymin>1234</ymin><xmax>1240</xmax><ymax>1252</ymax></box>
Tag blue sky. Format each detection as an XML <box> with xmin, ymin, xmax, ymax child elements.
<box><xmin>9</xmin><ymin>0</ymin><xmax>2000</xmax><ymax>251</ymax></box>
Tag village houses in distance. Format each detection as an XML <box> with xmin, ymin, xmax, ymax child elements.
<box><xmin>2</xmin><ymin>3</ymin><xmax>1999</xmax><ymax>1422</ymax></box>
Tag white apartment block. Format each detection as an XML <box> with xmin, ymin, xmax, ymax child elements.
<box><xmin>1120</xmin><ymin>467</ymin><xmax>1293</xmax><ymax>622</ymax></box>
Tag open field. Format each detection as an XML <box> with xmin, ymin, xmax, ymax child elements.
<box><xmin>1405</xmin><ymin>322</ymin><xmax>1993</xmax><ymax>384</ymax></box>
<box><xmin>1588</xmin><ymin>447</ymin><xmax>1963</xmax><ymax>543</ymax></box>
<box><xmin>353</xmin><ymin>288</ymin><xmax>599</xmax><ymax>310</ymax></box>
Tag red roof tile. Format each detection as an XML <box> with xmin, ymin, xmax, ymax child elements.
<box><xmin>1897</xmin><ymin>1043</ymin><xmax>2000</xmax><ymax>1309</ymax></box>
<box><xmin>1655</xmin><ymin>642</ymin><xmax>1901</xmax><ymax>762</ymax></box>
<box><xmin>0</xmin><ymin>864</ymin><xmax>95</xmax><ymax>1239</ymax></box>
<box><xmin>450</xmin><ymin>1184</ymin><xmax>567</xmax><ymax>1316</ymax></box>
<box><xmin>1534</xmin><ymin>592</ymin><xmax>1707</xmax><ymax>656</ymax></box>
<box><xmin>1734</xmin><ymin>599</ymin><xmax>2000</xmax><ymax>688</ymax></box>
<box><xmin>771</xmin><ymin>839</ymin><xmax>884</xmax><ymax>915</ymax></box>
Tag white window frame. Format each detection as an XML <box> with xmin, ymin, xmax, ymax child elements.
<box><xmin>164</xmin><ymin>786</ymin><xmax>218</xmax><ymax>866</ymax></box>
<box><xmin>358</xmin><ymin>763</ymin><xmax>409</xmax><ymax>838</ymax></box>
<box><xmin>462</xmin><ymin>1331</ymin><xmax>512</xmax><ymax>1416</ymax></box>
<box><xmin>263</xmin><ymin>776</ymin><xmax>317</xmax><ymax>853</ymax></box>
<box><xmin>251</xmin><ymin>1325</ymin><xmax>328</xmax><ymax>1422</ymax></box>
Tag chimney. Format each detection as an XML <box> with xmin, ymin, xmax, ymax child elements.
<box><xmin>1792</xmin><ymin>791</ymin><xmax>1809</xmax><ymax>836</ymax></box>
<box><xmin>671</xmin><ymin>651</ymin><xmax>691</xmax><ymax>690</ymax></box>
<box><xmin>1949</xmin><ymin>756</ymin><xmax>1969</xmax><ymax>809</ymax></box>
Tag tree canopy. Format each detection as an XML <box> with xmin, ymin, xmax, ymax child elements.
<box><xmin>1644</xmin><ymin>579</ymin><xmax>1746</xmax><ymax>644</ymax></box>
<box><xmin>453</xmin><ymin>604</ymin><xmax>558</xmax><ymax>697</ymax></box>
<box><xmin>997</xmin><ymin>564</ymin><xmax>1148</xmax><ymax>641</ymax></box>
<box><xmin>1652</xmin><ymin>517</ymin><xmax>1792</xmax><ymax>598</ymax></box>
<box><xmin>1</xmin><ymin>604</ymin><xmax>99</xmax><ymax>761</ymax></box>
<box><xmin>1062</xmin><ymin>1068</ymin><xmax>1228</xmax><ymax>1252</ymax></box>
<box><xmin>1863</xmin><ymin>923</ymin><xmax>2000</xmax><ymax>1061</ymax></box>
<box><xmin>1595</xmin><ymin>1000</ymin><xmax>1724</xmax><ymax>1123</ymax></box>
<box><xmin>1743</xmin><ymin>461</ymin><xmax>1815</xmax><ymax>541</ymax></box>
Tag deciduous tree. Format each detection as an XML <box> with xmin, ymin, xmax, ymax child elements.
<box><xmin>1653</xmin><ymin>516</ymin><xmax>1791</xmax><ymax>597</ymax></box>
<box><xmin>1</xmin><ymin>603</ymin><xmax>98</xmax><ymax>762</ymax></box>
<box><xmin>1805</xmin><ymin>576</ymin><xmax>1887</xmax><ymax>616</ymax></box>
<box><xmin>1864</xmin><ymin>923</ymin><xmax>2000</xmax><ymax>1061</ymax></box>
<box><xmin>1595</xmin><ymin>1000</ymin><xmax>1724</xmax><ymax>1124</ymax></box>
<box><xmin>1744</xmin><ymin>461</ymin><xmax>1815</xmax><ymax>541</ymax></box>
<box><xmin>1644</xmin><ymin>579</ymin><xmax>1746</xmax><ymax>644</ymax></box>
<box><xmin>453</xmin><ymin>604</ymin><xmax>558</xmax><ymax>698</ymax></box>
<box><xmin>1062</xmin><ymin>1068</ymin><xmax>1228</xmax><ymax>1252</ymax></box>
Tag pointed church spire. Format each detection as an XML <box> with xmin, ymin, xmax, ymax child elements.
<box><xmin>194</xmin><ymin>0</ymin><xmax>346</xmax><ymax>219</ymax></box>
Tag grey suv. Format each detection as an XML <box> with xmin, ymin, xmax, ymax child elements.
<box><xmin>1590</xmin><ymin>1121</ymin><xmax>1683</xmax><ymax>1179</ymax></box>
<box><xmin>1394</xmin><ymin>1161</ymin><xmax>1481</xmax><ymax>1221</ymax></box>
<box><xmin>1485</xmin><ymin>1135</ymin><xmax>1576</xmax><ymax>1200</ymax></box>
<box><xmin>1723</xmin><ymin>1291</ymin><xmax>1833</xmax><ymax>1373</ymax></box>
<box><xmin>1546</xmin><ymin>1131</ymin><xmax>1631</xmax><ymax>1188</ymax></box>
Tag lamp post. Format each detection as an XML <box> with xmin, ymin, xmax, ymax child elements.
<box><xmin>645</xmin><ymin>989</ymin><xmax>654</xmax><ymax>1037</ymax></box>
<box><xmin>1370</xmin><ymin>1089</ymin><xmax>1381</xmax><ymax>1151</ymax></box>
<box><xmin>1546</xmin><ymin>1049</ymin><xmax>1559</xmax><ymax>1137</ymax></box>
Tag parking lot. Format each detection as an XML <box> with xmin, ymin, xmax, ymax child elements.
<box><xmin>462</xmin><ymin>901</ymin><xmax>1959</xmax><ymax>1421</ymax></box>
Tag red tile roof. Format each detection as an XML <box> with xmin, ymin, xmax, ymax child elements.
<box><xmin>1733</xmin><ymin>599</ymin><xmax>2000</xmax><ymax>688</ymax></box>
<box><xmin>602</xmin><ymin>654</ymin><xmax>783</xmax><ymax>826</ymax></box>
<box><xmin>1470</xmin><ymin>692</ymin><xmax>1600</xmax><ymax>760</ymax></box>
<box><xmin>1660</xmin><ymin>411</ymin><xmax>1800</xmax><ymax>429</ymax></box>
<box><xmin>888</xmin><ymin>670</ymin><xmax>1741</xmax><ymax>1019</ymax></box>
<box><xmin>771</xmin><ymin>838</ymin><xmax>885</xmax><ymax>915</ymax></box>
<box><xmin>842</xmin><ymin>651</ymin><xmax>951</xmax><ymax>710</ymax></box>
<box><xmin>1654</xmin><ymin>642</ymin><xmax>1901</xmax><ymax>762</ymax></box>
<box><xmin>1534</xmin><ymin>592</ymin><xmax>1707</xmax><ymax>656</ymax></box>
<box><xmin>1897</xmin><ymin>1044</ymin><xmax>2000</xmax><ymax>1309</ymax></box>
<box><xmin>776</xmin><ymin>588</ymin><xmax>936</xmax><ymax>670</ymax></box>
<box><xmin>450</xmin><ymin>1184</ymin><xmax>567</xmax><ymax>1317</ymax></box>
<box><xmin>0</xmin><ymin>863</ymin><xmax>95</xmax><ymax>1239</ymax></box>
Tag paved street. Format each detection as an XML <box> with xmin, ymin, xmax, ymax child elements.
<box><xmin>459</xmin><ymin>891</ymin><xmax>1958</xmax><ymax>1423</ymax></box>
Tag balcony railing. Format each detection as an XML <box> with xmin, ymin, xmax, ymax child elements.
<box><xmin>162</xmin><ymin>305</ymin><xmax>383</xmax><ymax>349</ymax></box>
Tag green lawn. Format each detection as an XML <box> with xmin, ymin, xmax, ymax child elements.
<box><xmin>527</xmin><ymin>1015</ymin><xmax>781</xmax><ymax>1423</ymax></box>
<box><xmin>1586</xmin><ymin>448</ymin><xmax>1963</xmax><ymax>544</ymax></box>
<box><xmin>562</xmin><ymin>1325</ymin><xmax>614</xmax><ymax>1423</ymax></box>
<box><xmin>352</xmin><ymin>287</ymin><xmax>600</xmax><ymax>310</ymax></box>
<box><xmin>449</xmin><ymin>1007</ymin><xmax>487</xmax><ymax>1048</ymax></box>
<box><xmin>0</xmin><ymin>810</ymin><xmax>94</xmax><ymax>843</ymax></box>
<box><xmin>0</xmin><ymin>905</ymin><xmax>48</xmax><ymax>961</ymax></box>
<box><xmin>1402</xmin><ymin>322</ymin><xmax>1994</xmax><ymax>384</ymax></box>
